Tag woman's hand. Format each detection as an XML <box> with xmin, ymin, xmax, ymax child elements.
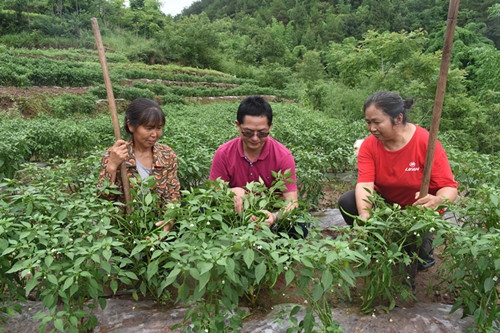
<box><xmin>146</xmin><ymin>220</ymin><xmax>174</xmax><ymax>240</ymax></box>
<box><xmin>107</xmin><ymin>140</ymin><xmax>128</xmax><ymax>172</ymax></box>
<box><xmin>156</xmin><ymin>220</ymin><xmax>174</xmax><ymax>232</ymax></box>
<box><xmin>413</xmin><ymin>192</ymin><xmax>442</xmax><ymax>209</ymax></box>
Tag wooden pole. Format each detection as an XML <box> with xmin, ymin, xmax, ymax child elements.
<box><xmin>91</xmin><ymin>18</ymin><xmax>132</xmax><ymax>214</ymax></box>
<box><xmin>419</xmin><ymin>0</ymin><xmax>460</xmax><ymax>198</ymax></box>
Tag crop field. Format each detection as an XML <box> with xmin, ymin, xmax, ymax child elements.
<box><xmin>1</xmin><ymin>48</ymin><xmax>500</xmax><ymax>332</ymax></box>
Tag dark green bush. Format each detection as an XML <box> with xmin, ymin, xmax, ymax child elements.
<box><xmin>48</xmin><ymin>93</ymin><xmax>96</xmax><ymax>118</ymax></box>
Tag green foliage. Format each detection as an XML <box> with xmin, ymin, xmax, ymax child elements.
<box><xmin>437</xmin><ymin>190</ymin><xmax>500</xmax><ymax>332</ymax></box>
<box><xmin>1</xmin><ymin>106</ymin><xmax>500</xmax><ymax>331</ymax></box>
<box><xmin>47</xmin><ymin>93</ymin><xmax>96</xmax><ymax>118</ymax></box>
<box><xmin>0</xmin><ymin>114</ymin><xmax>114</xmax><ymax>178</ymax></box>
<box><xmin>445</xmin><ymin>147</ymin><xmax>500</xmax><ymax>196</ymax></box>
<box><xmin>442</xmin><ymin>231</ymin><xmax>500</xmax><ymax>332</ymax></box>
<box><xmin>0</xmin><ymin>155</ymin><xmax>129</xmax><ymax>332</ymax></box>
<box><xmin>347</xmin><ymin>191</ymin><xmax>456</xmax><ymax>313</ymax></box>
<box><xmin>156</xmin><ymin>177</ymin><xmax>359</xmax><ymax>332</ymax></box>
<box><xmin>0</xmin><ymin>52</ymin><xmax>103</xmax><ymax>87</ymax></box>
<box><xmin>1</xmin><ymin>157</ymin><xmax>361</xmax><ymax>332</ymax></box>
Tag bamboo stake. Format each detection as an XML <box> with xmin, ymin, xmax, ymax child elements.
<box><xmin>419</xmin><ymin>0</ymin><xmax>460</xmax><ymax>198</ymax></box>
<box><xmin>91</xmin><ymin>18</ymin><xmax>132</xmax><ymax>214</ymax></box>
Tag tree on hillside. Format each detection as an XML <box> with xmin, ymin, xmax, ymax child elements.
<box><xmin>157</xmin><ymin>13</ymin><xmax>221</xmax><ymax>69</ymax></box>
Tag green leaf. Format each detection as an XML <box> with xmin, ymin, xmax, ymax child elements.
<box><xmin>146</xmin><ymin>261</ymin><xmax>159</xmax><ymax>281</ymax></box>
<box><xmin>255</xmin><ymin>261</ymin><xmax>266</xmax><ymax>284</ymax></box>
<box><xmin>69</xmin><ymin>284</ymin><xmax>78</xmax><ymax>297</ymax></box>
<box><xmin>225</xmin><ymin>257</ymin><xmax>236</xmax><ymax>282</ymax></box>
<box><xmin>110</xmin><ymin>280</ymin><xmax>118</xmax><ymax>294</ymax></box>
<box><xmin>197</xmin><ymin>262</ymin><xmax>213</xmax><ymax>276</ymax></box>
<box><xmin>69</xmin><ymin>316</ymin><xmax>78</xmax><ymax>327</ymax></box>
<box><xmin>57</xmin><ymin>210</ymin><xmax>68</xmax><ymax>221</ymax></box>
<box><xmin>198</xmin><ymin>271</ymin><xmax>210</xmax><ymax>291</ymax></box>
<box><xmin>408</xmin><ymin>222</ymin><xmax>426</xmax><ymax>233</ymax></box>
<box><xmin>80</xmin><ymin>271</ymin><xmax>92</xmax><ymax>278</ymax></box>
<box><xmin>130</xmin><ymin>243</ymin><xmax>146</xmax><ymax>257</ymax></box>
<box><xmin>151</xmin><ymin>249</ymin><xmax>163</xmax><ymax>260</ymax></box>
<box><xmin>301</xmin><ymin>257</ymin><xmax>314</xmax><ymax>268</ymax></box>
<box><xmin>47</xmin><ymin>274</ymin><xmax>58</xmax><ymax>285</ymax></box>
<box><xmin>62</xmin><ymin>276</ymin><xmax>74</xmax><ymax>291</ymax></box>
<box><xmin>145</xmin><ymin>192</ymin><xmax>153</xmax><ymax>206</ymax></box>
<box><xmin>490</xmin><ymin>193</ymin><xmax>499</xmax><ymax>206</ymax></box>
<box><xmin>164</xmin><ymin>268</ymin><xmax>181</xmax><ymax>286</ymax></box>
<box><xmin>495</xmin><ymin>259</ymin><xmax>500</xmax><ymax>270</ymax></box>
<box><xmin>124</xmin><ymin>271</ymin><xmax>138</xmax><ymax>280</ymax></box>
<box><xmin>484</xmin><ymin>277</ymin><xmax>495</xmax><ymax>292</ymax></box>
<box><xmin>103</xmin><ymin>249</ymin><xmax>112</xmax><ymax>261</ymax></box>
<box><xmin>243</xmin><ymin>248</ymin><xmax>254</xmax><ymax>269</ymax></box>
<box><xmin>6</xmin><ymin>259</ymin><xmax>30</xmax><ymax>274</ymax></box>
<box><xmin>45</xmin><ymin>256</ymin><xmax>54</xmax><ymax>268</ymax></box>
<box><xmin>1</xmin><ymin>247</ymin><xmax>16</xmax><ymax>256</ymax></box>
<box><xmin>99</xmin><ymin>297</ymin><xmax>107</xmax><ymax>310</ymax></box>
<box><xmin>25</xmin><ymin>277</ymin><xmax>38</xmax><ymax>296</ymax></box>
<box><xmin>54</xmin><ymin>318</ymin><xmax>64</xmax><ymax>331</ymax></box>
<box><xmin>285</xmin><ymin>269</ymin><xmax>295</xmax><ymax>286</ymax></box>
<box><xmin>189</xmin><ymin>268</ymin><xmax>200</xmax><ymax>280</ymax></box>
<box><xmin>73</xmin><ymin>257</ymin><xmax>86</xmax><ymax>267</ymax></box>
<box><xmin>321</xmin><ymin>269</ymin><xmax>333</xmax><ymax>290</ymax></box>
<box><xmin>290</xmin><ymin>305</ymin><xmax>301</xmax><ymax>316</ymax></box>
<box><xmin>313</xmin><ymin>283</ymin><xmax>324</xmax><ymax>302</ymax></box>
<box><xmin>101</xmin><ymin>261</ymin><xmax>111</xmax><ymax>274</ymax></box>
<box><xmin>42</xmin><ymin>294</ymin><xmax>56</xmax><ymax>309</ymax></box>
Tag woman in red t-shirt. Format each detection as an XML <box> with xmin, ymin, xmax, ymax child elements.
<box><xmin>338</xmin><ymin>91</ymin><xmax>458</xmax><ymax>271</ymax></box>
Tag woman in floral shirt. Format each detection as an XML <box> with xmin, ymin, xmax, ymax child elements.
<box><xmin>98</xmin><ymin>98</ymin><xmax>180</xmax><ymax>229</ymax></box>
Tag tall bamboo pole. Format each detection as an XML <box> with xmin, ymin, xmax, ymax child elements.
<box><xmin>419</xmin><ymin>0</ymin><xmax>460</xmax><ymax>198</ymax></box>
<box><xmin>91</xmin><ymin>18</ymin><xmax>132</xmax><ymax>214</ymax></box>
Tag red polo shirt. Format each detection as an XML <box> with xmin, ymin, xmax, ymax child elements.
<box><xmin>209</xmin><ymin>136</ymin><xmax>297</xmax><ymax>192</ymax></box>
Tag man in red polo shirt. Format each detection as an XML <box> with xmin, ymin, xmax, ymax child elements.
<box><xmin>209</xmin><ymin>95</ymin><xmax>299</xmax><ymax>231</ymax></box>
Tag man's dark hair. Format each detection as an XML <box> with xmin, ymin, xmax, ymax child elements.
<box><xmin>237</xmin><ymin>96</ymin><xmax>273</xmax><ymax>126</ymax></box>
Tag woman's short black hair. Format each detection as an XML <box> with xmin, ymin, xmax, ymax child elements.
<box><xmin>124</xmin><ymin>98</ymin><xmax>165</xmax><ymax>135</ymax></box>
<box><xmin>364</xmin><ymin>91</ymin><xmax>413</xmax><ymax>125</ymax></box>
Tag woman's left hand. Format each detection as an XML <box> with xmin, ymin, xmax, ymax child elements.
<box><xmin>156</xmin><ymin>220</ymin><xmax>174</xmax><ymax>232</ymax></box>
<box><xmin>146</xmin><ymin>220</ymin><xmax>174</xmax><ymax>240</ymax></box>
<box><xmin>413</xmin><ymin>192</ymin><xmax>442</xmax><ymax>209</ymax></box>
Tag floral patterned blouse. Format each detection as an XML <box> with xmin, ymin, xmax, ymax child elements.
<box><xmin>97</xmin><ymin>141</ymin><xmax>180</xmax><ymax>208</ymax></box>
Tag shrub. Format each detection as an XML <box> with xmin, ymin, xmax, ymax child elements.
<box><xmin>48</xmin><ymin>93</ymin><xmax>96</xmax><ymax>118</ymax></box>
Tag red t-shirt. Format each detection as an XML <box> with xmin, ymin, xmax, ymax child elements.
<box><xmin>357</xmin><ymin>125</ymin><xmax>457</xmax><ymax>207</ymax></box>
<box><xmin>209</xmin><ymin>136</ymin><xmax>297</xmax><ymax>192</ymax></box>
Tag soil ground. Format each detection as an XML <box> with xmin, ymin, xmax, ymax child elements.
<box><xmin>2</xmin><ymin>85</ymin><xmax>456</xmax><ymax>316</ymax></box>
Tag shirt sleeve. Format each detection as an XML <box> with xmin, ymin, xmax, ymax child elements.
<box><xmin>280</xmin><ymin>152</ymin><xmax>298</xmax><ymax>193</ymax></box>
<box><xmin>209</xmin><ymin>148</ymin><xmax>229</xmax><ymax>182</ymax></box>
<box><xmin>356</xmin><ymin>137</ymin><xmax>376</xmax><ymax>183</ymax></box>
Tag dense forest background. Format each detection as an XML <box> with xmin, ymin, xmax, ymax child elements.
<box><xmin>1</xmin><ymin>0</ymin><xmax>500</xmax><ymax>153</ymax></box>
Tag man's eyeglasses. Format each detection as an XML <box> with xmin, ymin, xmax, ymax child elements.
<box><xmin>240</xmin><ymin>128</ymin><xmax>270</xmax><ymax>138</ymax></box>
